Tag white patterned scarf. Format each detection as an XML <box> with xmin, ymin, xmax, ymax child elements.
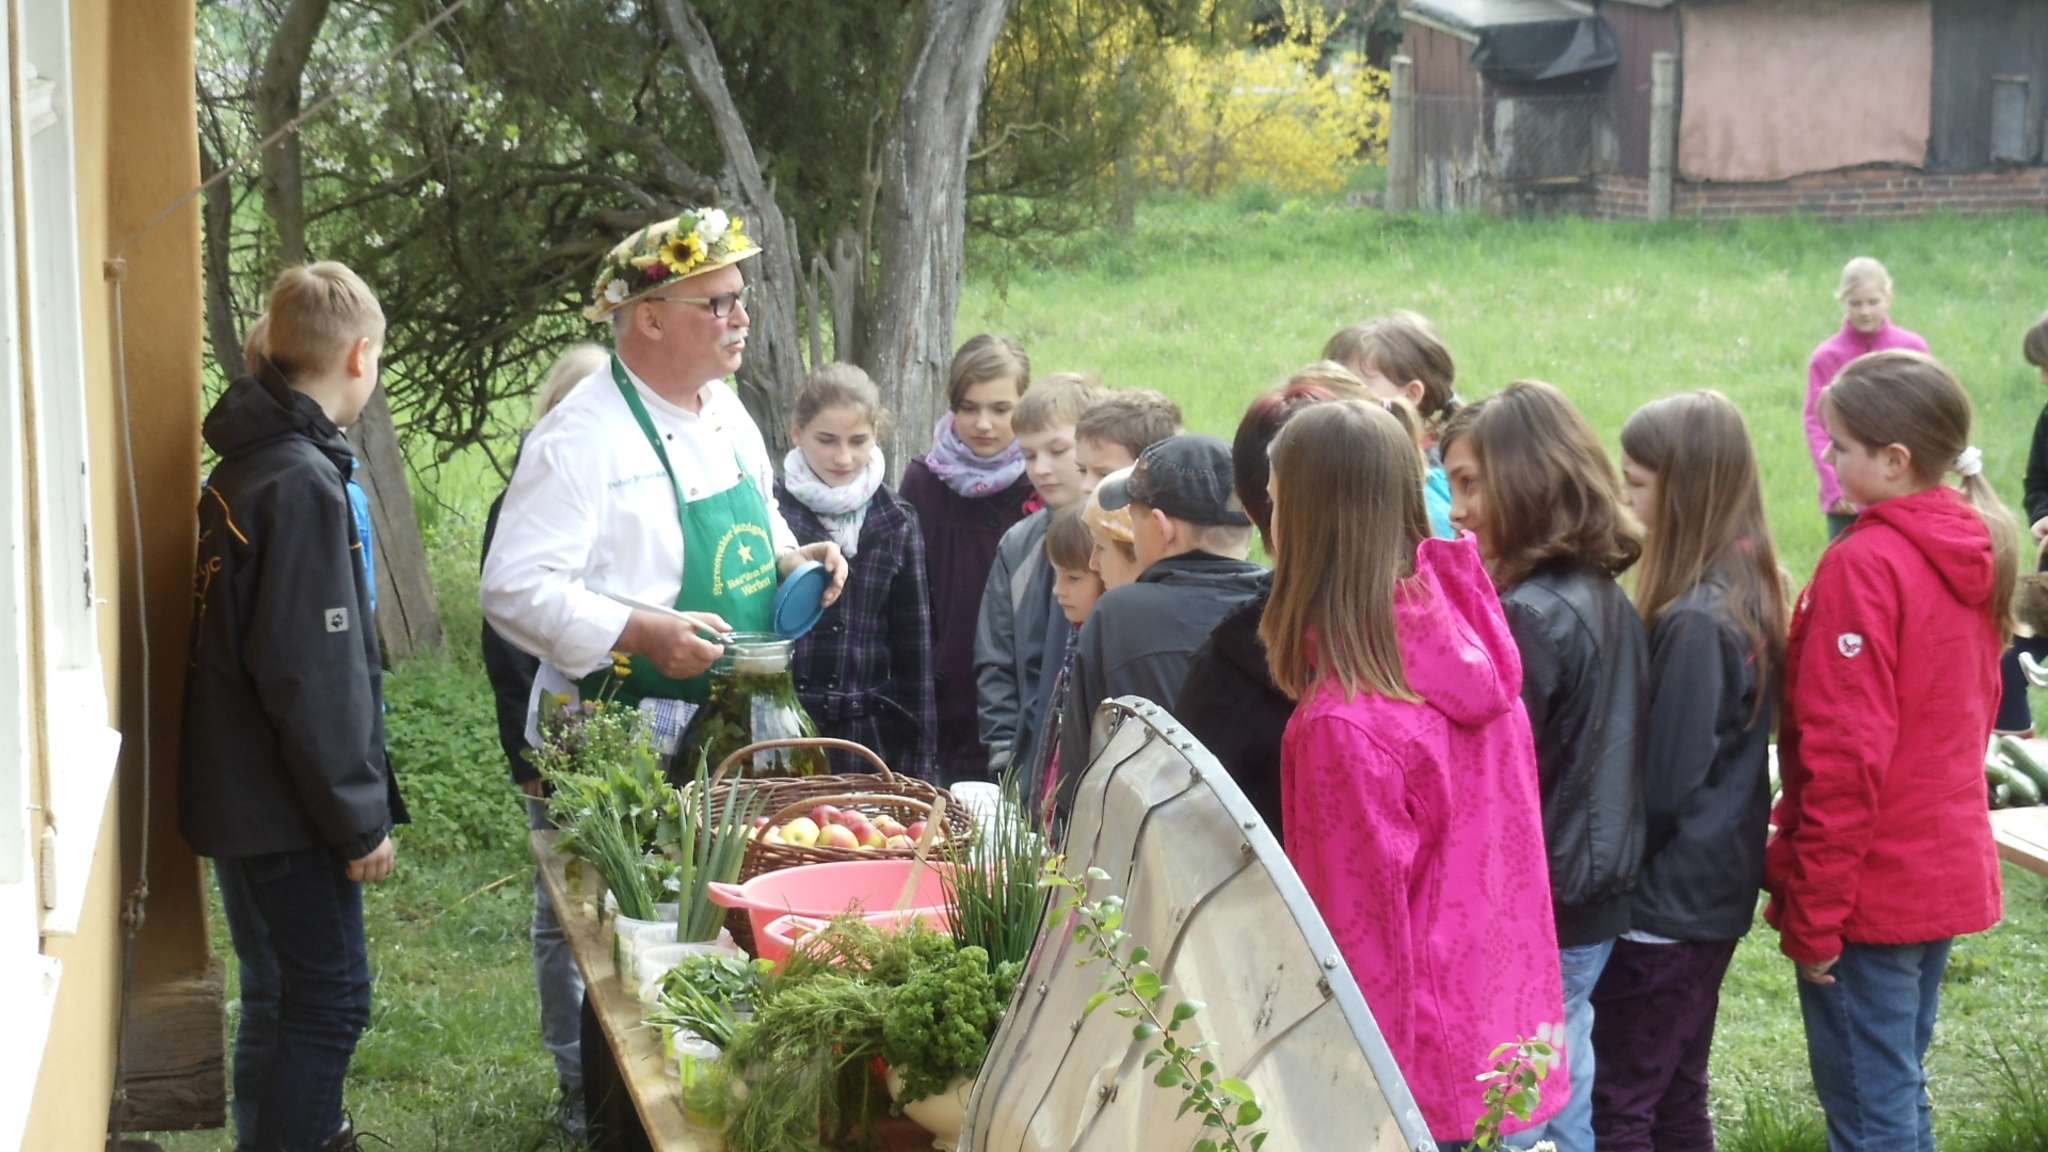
<box><xmin>781</xmin><ymin>446</ymin><xmax>886</xmax><ymax>558</ymax></box>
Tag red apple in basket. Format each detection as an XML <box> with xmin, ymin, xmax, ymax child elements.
<box><xmin>905</xmin><ymin>820</ymin><xmax>927</xmax><ymax>842</ymax></box>
<box><xmin>855</xmin><ymin>822</ymin><xmax>886</xmax><ymax>850</ymax></box>
<box><xmin>818</xmin><ymin>823</ymin><xmax>861</xmax><ymax>851</ymax></box>
<box><xmin>873</xmin><ymin>815</ymin><xmax>906</xmax><ymax>839</ymax></box>
<box><xmin>811</xmin><ymin>804</ymin><xmax>841</xmax><ymax>828</ymax></box>
<box><xmin>884</xmin><ymin>834</ymin><xmax>914</xmax><ymax>851</ymax></box>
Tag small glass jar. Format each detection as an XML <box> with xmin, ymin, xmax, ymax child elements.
<box><xmin>674</xmin><ymin>633</ymin><xmax>828</xmax><ymax>780</ymax></box>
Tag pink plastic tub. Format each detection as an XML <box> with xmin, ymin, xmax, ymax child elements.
<box><xmin>756</xmin><ymin>907</ymin><xmax>951</xmax><ymax>968</ymax></box>
<box><xmin>705</xmin><ymin>858</ymin><xmax>954</xmax><ymax>952</ymax></box>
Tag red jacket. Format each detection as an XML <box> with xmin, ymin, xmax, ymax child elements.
<box><xmin>1765</xmin><ymin>486</ymin><xmax>2004</xmax><ymax>964</ymax></box>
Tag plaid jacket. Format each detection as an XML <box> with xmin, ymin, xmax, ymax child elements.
<box><xmin>775</xmin><ymin>479</ymin><xmax>939</xmax><ymax>780</ymax></box>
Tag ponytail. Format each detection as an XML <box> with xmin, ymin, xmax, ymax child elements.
<box><xmin>1958</xmin><ymin>462</ymin><xmax>2022</xmax><ymax>644</ymax></box>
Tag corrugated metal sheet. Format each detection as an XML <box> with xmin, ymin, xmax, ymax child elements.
<box><xmin>1407</xmin><ymin>0</ymin><xmax>1595</xmax><ymax>39</ymax></box>
<box><xmin>962</xmin><ymin>698</ymin><xmax>1437</xmax><ymax>1152</ymax></box>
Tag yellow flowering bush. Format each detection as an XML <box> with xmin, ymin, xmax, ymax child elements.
<box><xmin>1140</xmin><ymin>3</ymin><xmax>1389</xmax><ymax>195</ymax></box>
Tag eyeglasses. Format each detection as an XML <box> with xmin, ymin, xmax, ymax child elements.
<box><xmin>647</xmin><ymin>284</ymin><xmax>750</xmax><ymax>319</ymax></box>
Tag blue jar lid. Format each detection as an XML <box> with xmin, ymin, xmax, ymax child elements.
<box><xmin>772</xmin><ymin>560</ymin><xmax>829</xmax><ymax>641</ymax></box>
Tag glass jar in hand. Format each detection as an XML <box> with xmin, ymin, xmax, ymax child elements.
<box><xmin>674</xmin><ymin>633</ymin><xmax>829</xmax><ymax>780</ymax></box>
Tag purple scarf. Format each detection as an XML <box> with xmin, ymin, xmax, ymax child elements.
<box><xmin>922</xmin><ymin>413</ymin><xmax>1026</xmax><ymax>498</ymax></box>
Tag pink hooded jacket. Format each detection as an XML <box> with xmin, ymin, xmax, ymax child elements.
<box><xmin>1804</xmin><ymin>319</ymin><xmax>1929</xmax><ymax>513</ymax></box>
<box><xmin>1282</xmin><ymin>535</ymin><xmax>1567</xmax><ymax>1141</ymax></box>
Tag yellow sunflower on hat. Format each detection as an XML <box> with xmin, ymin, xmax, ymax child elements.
<box><xmin>582</xmin><ymin>207</ymin><xmax>764</xmax><ymax>323</ymax></box>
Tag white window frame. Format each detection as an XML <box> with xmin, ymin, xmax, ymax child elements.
<box><xmin>18</xmin><ymin>0</ymin><xmax>118</xmax><ymax>938</ymax></box>
<box><xmin>0</xmin><ymin>7</ymin><xmax>63</xmax><ymax>1145</ymax></box>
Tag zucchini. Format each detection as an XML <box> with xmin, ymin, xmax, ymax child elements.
<box><xmin>1998</xmin><ymin>736</ymin><xmax>2048</xmax><ymax>795</ymax></box>
<box><xmin>1989</xmin><ymin>758</ymin><xmax>2042</xmax><ymax>808</ymax></box>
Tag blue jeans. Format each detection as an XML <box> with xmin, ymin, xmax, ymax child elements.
<box><xmin>1522</xmin><ymin>940</ymin><xmax>1614</xmax><ymax>1152</ymax></box>
<box><xmin>214</xmin><ymin>849</ymin><xmax>371</xmax><ymax>1152</ymax></box>
<box><xmin>528</xmin><ymin>798</ymin><xmax>586</xmax><ymax>1110</ymax></box>
<box><xmin>1797</xmin><ymin>939</ymin><xmax>1951</xmax><ymax>1152</ymax></box>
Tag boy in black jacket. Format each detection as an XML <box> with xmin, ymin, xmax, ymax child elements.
<box><xmin>182</xmin><ymin>262</ymin><xmax>404</xmax><ymax>1152</ymax></box>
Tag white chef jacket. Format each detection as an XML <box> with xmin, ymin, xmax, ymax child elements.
<box><xmin>481</xmin><ymin>358</ymin><xmax>798</xmax><ymax>748</ymax></box>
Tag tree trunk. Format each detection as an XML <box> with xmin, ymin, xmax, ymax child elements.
<box><xmin>198</xmin><ymin>136</ymin><xmax>245</xmax><ymax>380</ymax></box>
<box><xmin>254</xmin><ymin>0</ymin><xmax>441</xmax><ymax>659</ymax></box>
<box><xmin>654</xmin><ymin>0</ymin><xmax>811</xmax><ymax>459</ymax></box>
<box><xmin>253</xmin><ymin>0</ymin><xmax>328</xmax><ymax>265</ymax></box>
<box><xmin>859</xmin><ymin>0</ymin><xmax>1013</xmax><ymax>481</ymax></box>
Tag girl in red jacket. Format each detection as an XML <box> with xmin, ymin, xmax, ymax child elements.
<box><xmin>1767</xmin><ymin>350</ymin><xmax>2019</xmax><ymax>1150</ymax></box>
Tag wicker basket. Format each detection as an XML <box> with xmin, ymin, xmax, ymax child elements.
<box><xmin>694</xmin><ymin>737</ymin><xmax>975</xmax><ymax>953</ymax></box>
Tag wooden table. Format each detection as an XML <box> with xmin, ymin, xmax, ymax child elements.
<box><xmin>1992</xmin><ymin>807</ymin><xmax>2048</xmax><ymax>878</ymax></box>
<box><xmin>532</xmin><ymin>829</ymin><xmax>717</xmax><ymax>1152</ymax></box>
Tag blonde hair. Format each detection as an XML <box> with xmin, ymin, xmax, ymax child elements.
<box><xmin>1438</xmin><ymin>380</ymin><xmax>1642</xmax><ymax>589</ymax></box>
<box><xmin>1837</xmin><ymin>256</ymin><xmax>1894</xmax><ymax>301</ymax></box>
<box><xmin>1261</xmin><ymin>400</ymin><xmax>1428</xmax><ymax>702</ymax></box>
<box><xmin>947</xmin><ymin>333</ymin><xmax>1030</xmax><ymax>409</ymax></box>
<box><xmin>794</xmin><ymin>361</ymin><xmax>889</xmax><ymax>437</ymax></box>
<box><xmin>1045</xmin><ymin>503</ymin><xmax>1096</xmax><ymax>570</ymax></box>
<box><xmin>1075</xmin><ymin>390</ymin><xmax>1183</xmax><ymax>457</ymax></box>
<box><xmin>1013</xmin><ymin>371</ymin><xmax>1106</xmax><ymax>436</ymax></box>
<box><xmin>1322</xmin><ymin>312</ymin><xmax>1458</xmax><ymax>422</ymax></box>
<box><xmin>535</xmin><ymin>343</ymin><xmax>607</xmax><ymax>423</ymax></box>
<box><xmin>242</xmin><ymin>314</ymin><xmax>271</xmax><ymax>379</ymax></box>
<box><xmin>1083</xmin><ymin>471</ymin><xmax>1137</xmax><ymax>548</ymax></box>
<box><xmin>263</xmin><ymin>262</ymin><xmax>385</xmax><ymax>381</ymax></box>
<box><xmin>1824</xmin><ymin>350</ymin><xmax>2020</xmax><ymax>642</ymax></box>
<box><xmin>1620</xmin><ymin>391</ymin><xmax>1788</xmax><ymax>719</ymax></box>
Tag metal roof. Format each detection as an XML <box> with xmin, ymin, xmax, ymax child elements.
<box><xmin>1404</xmin><ymin>0</ymin><xmax>1597</xmax><ymax>40</ymax></box>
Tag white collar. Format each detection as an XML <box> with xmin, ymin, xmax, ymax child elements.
<box><xmin>616</xmin><ymin>356</ymin><xmax>720</xmax><ymax>421</ymax></box>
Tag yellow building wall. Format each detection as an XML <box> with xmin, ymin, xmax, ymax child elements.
<box><xmin>22</xmin><ymin>0</ymin><xmax>207</xmax><ymax>1145</ymax></box>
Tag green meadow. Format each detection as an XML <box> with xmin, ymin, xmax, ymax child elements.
<box><xmin>152</xmin><ymin>193</ymin><xmax>2048</xmax><ymax>1150</ymax></box>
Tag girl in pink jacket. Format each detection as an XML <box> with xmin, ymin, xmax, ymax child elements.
<box><xmin>1262</xmin><ymin>399</ymin><xmax>1567</xmax><ymax>1143</ymax></box>
<box><xmin>1805</xmin><ymin>257</ymin><xmax>1929</xmax><ymax>540</ymax></box>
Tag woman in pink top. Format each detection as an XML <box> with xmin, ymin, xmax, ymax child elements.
<box><xmin>1805</xmin><ymin>257</ymin><xmax>1929</xmax><ymax>540</ymax></box>
<box><xmin>1261</xmin><ymin>399</ymin><xmax>1567</xmax><ymax>1143</ymax></box>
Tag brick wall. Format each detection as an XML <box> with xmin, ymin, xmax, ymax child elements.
<box><xmin>1588</xmin><ymin>166</ymin><xmax>2048</xmax><ymax>220</ymax></box>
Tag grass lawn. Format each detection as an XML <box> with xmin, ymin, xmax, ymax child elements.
<box><xmin>151</xmin><ymin>194</ymin><xmax>2048</xmax><ymax>1149</ymax></box>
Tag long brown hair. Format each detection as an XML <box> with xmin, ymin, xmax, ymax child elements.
<box><xmin>1437</xmin><ymin>379</ymin><xmax>1642</xmax><ymax>589</ymax></box>
<box><xmin>1261</xmin><ymin>400</ymin><xmax>1429</xmax><ymax>702</ymax></box>
<box><xmin>1620</xmin><ymin>391</ymin><xmax>1788</xmax><ymax>711</ymax></box>
<box><xmin>1323</xmin><ymin>311</ymin><xmax>1458</xmax><ymax>424</ymax></box>
<box><xmin>1825</xmin><ymin>350</ymin><xmax>2020</xmax><ymax>641</ymax></box>
<box><xmin>946</xmin><ymin>333</ymin><xmax>1030</xmax><ymax>409</ymax></box>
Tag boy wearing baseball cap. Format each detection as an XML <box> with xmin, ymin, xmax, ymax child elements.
<box><xmin>1051</xmin><ymin>434</ymin><xmax>1265</xmax><ymax>822</ymax></box>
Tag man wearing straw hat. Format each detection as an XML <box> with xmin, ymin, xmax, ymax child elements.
<box><xmin>481</xmin><ymin>208</ymin><xmax>846</xmax><ymax>1130</ymax></box>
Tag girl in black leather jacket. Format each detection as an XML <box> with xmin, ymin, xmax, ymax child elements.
<box><xmin>1439</xmin><ymin>381</ymin><xmax>1650</xmax><ymax>1152</ymax></box>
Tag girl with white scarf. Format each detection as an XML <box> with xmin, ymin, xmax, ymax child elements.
<box><xmin>774</xmin><ymin>364</ymin><xmax>939</xmax><ymax>778</ymax></box>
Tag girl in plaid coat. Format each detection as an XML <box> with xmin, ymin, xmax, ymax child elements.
<box><xmin>776</xmin><ymin>364</ymin><xmax>939</xmax><ymax>779</ymax></box>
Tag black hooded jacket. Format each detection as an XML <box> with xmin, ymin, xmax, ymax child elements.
<box><xmin>180</xmin><ymin>376</ymin><xmax>405</xmax><ymax>861</ymax></box>
<box><xmin>1177</xmin><ymin>578</ymin><xmax>1290</xmax><ymax>838</ymax></box>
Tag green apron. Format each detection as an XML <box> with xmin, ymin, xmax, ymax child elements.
<box><xmin>578</xmin><ymin>357</ymin><xmax>778</xmax><ymax>706</ymax></box>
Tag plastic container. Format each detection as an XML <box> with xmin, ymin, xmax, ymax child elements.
<box><xmin>756</xmin><ymin>907</ymin><xmax>949</xmax><ymax>968</ymax></box>
<box><xmin>705</xmin><ymin>857</ymin><xmax>954</xmax><ymax>948</ymax></box>
<box><xmin>634</xmin><ymin>931</ymin><xmax>742</xmax><ymax>1002</ymax></box>
<box><xmin>611</xmin><ymin>912</ymin><xmax>676</xmax><ymax>973</ymax></box>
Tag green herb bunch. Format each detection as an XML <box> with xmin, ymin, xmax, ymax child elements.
<box><xmin>1047</xmin><ymin>864</ymin><xmax>1268</xmax><ymax>1152</ymax></box>
<box><xmin>880</xmin><ymin>943</ymin><xmax>1021</xmax><ymax>1103</ymax></box>
<box><xmin>944</xmin><ymin>769</ymin><xmax>1050</xmax><ymax>971</ymax></box>
<box><xmin>534</xmin><ymin>694</ymin><xmax>680</xmax><ymax>920</ymax></box>
<box><xmin>718</xmin><ymin>919</ymin><xmax>1020</xmax><ymax>1150</ymax></box>
<box><xmin>648</xmin><ymin>953</ymin><xmax>772</xmax><ymax>1049</ymax></box>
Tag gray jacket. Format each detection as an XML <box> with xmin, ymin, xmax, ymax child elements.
<box><xmin>974</xmin><ymin>508</ymin><xmax>1071</xmax><ymax>776</ymax></box>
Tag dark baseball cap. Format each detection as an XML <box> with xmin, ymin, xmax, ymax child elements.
<box><xmin>1097</xmin><ymin>434</ymin><xmax>1251</xmax><ymax>527</ymax></box>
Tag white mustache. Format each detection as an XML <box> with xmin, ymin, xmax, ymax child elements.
<box><xmin>719</xmin><ymin>330</ymin><xmax>748</xmax><ymax>349</ymax></box>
